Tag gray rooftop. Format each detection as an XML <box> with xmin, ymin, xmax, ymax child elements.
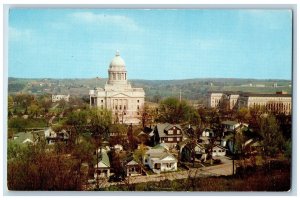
<box><xmin>156</xmin><ymin>123</ymin><xmax>183</xmax><ymax>138</ymax></box>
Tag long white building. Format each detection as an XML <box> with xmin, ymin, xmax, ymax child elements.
<box><xmin>89</xmin><ymin>51</ymin><xmax>145</xmax><ymax>124</ymax></box>
<box><xmin>206</xmin><ymin>91</ymin><xmax>292</xmax><ymax>114</ymax></box>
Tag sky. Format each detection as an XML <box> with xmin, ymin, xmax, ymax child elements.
<box><xmin>8</xmin><ymin>9</ymin><xmax>292</xmax><ymax>80</ymax></box>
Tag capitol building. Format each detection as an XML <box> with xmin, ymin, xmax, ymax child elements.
<box><xmin>89</xmin><ymin>51</ymin><xmax>145</xmax><ymax>124</ymax></box>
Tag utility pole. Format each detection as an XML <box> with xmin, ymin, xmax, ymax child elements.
<box><xmin>179</xmin><ymin>89</ymin><xmax>182</xmax><ymax>102</ymax></box>
<box><xmin>232</xmin><ymin>129</ymin><xmax>236</xmax><ymax>176</ymax></box>
<box><xmin>96</xmin><ymin>77</ymin><xmax>99</xmax><ymax>88</ymax></box>
<box><xmin>96</xmin><ymin>145</ymin><xmax>99</xmax><ymax>189</ymax></box>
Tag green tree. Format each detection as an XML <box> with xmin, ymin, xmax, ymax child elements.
<box><xmin>133</xmin><ymin>144</ymin><xmax>148</xmax><ymax>163</ymax></box>
<box><xmin>259</xmin><ymin>115</ymin><xmax>285</xmax><ymax>157</ymax></box>
<box><xmin>88</xmin><ymin>108</ymin><xmax>112</xmax><ymax>137</ymax></box>
<box><xmin>65</xmin><ymin>109</ymin><xmax>89</xmax><ymax>144</ymax></box>
<box><xmin>28</xmin><ymin>102</ymin><xmax>40</xmax><ymax>118</ymax></box>
<box><xmin>8</xmin><ymin>95</ymin><xmax>14</xmax><ymax>118</ymax></box>
<box><xmin>38</xmin><ymin>95</ymin><xmax>52</xmax><ymax>114</ymax></box>
<box><xmin>157</xmin><ymin>97</ymin><xmax>196</xmax><ymax>124</ymax></box>
<box><xmin>236</xmin><ymin>107</ymin><xmax>251</xmax><ymax>123</ymax></box>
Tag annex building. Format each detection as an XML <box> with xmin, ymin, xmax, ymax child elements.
<box><xmin>89</xmin><ymin>51</ymin><xmax>145</xmax><ymax>124</ymax></box>
<box><xmin>206</xmin><ymin>91</ymin><xmax>292</xmax><ymax>114</ymax></box>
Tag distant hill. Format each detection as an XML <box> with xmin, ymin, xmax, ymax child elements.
<box><xmin>8</xmin><ymin>77</ymin><xmax>292</xmax><ymax>102</ymax></box>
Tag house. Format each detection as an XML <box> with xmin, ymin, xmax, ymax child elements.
<box><xmin>126</xmin><ymin>160</ymin><xmax>144</xmax><ymax>177</ymax></box>
<box><xmin>202</xmin><ymin>128</ymin><xmax>215</xmax><ymax>137</ymax></box>
<box><xmin>222</xmin><ymin>121</ymin><xmax>249</xmax><ymax>133</ymax></box>
<box><xmin>138</xmin><ymin>126</ymin><xmax>155</xmax><ymax>145</ymax></box>
<box><xmin>143</xmin><ymin>145</ymin><xmax>177</xmax><ymax>174</ymax></box>
<box><xmin>52</xmin><ymin>94</ymin><xmax>70</xmax><ymax>103</ymax></box>
<box><xmin>222</xmin><ymin>120</ymin><xmax>240</xmax><ymax>132</ymax></box>
<box><xmin>44</xmin><ymin>128</ymin><xmax>69</xmax><ymax>144</ymax></box>
<box><xmin>153</xmin><ymin>123</ymin><xmax>183</xmax><ymax>147</ymax></box>
<box><xmin>179</xmin><ymin>139</ymin><xmax>206</xmax><ymax>162</ymax></box>
<box><xmin>13</xmin><ymin>132</ymin><xmax>37</xmax><ymax>145</ymax></box>
<box><xmin>113</xmin><ymin>144</ymin><xmax>123</xmax><ymax>152</ymax></box>
<box><xmin>212</xmin><ymin>145</ymin><xmax>227</xmax><ymax>157</ymax></box>
<box><xmin>94</xmin><ymin>149</ymin><xmax>110</xmax><ymax>178</ymax></box>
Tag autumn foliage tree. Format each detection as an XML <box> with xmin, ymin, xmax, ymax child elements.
<box><xmin>7</xmin><ymin>142</ymin><xmax>80</xmax><ymax>190</ymax></box>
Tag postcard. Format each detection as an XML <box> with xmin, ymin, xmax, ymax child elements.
<box><xmin>6</xmin><ymin>7</ymin><xmax>293</xmax><ymax>192</ymax></box>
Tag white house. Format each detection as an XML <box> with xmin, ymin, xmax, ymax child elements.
<box><xmin>94</xmin><ymin>149</ymin><xmax>110</xmax><ymax>178</ymax></box>
<box><xmin>52</xmin><ymin>94</ymin><xmax>70</xmax><ymax>103</ymax></box>
<box><xmin>143</xmin><ymin>145</ymin><xmax>177</xmax><ymax>174</ymax></box>
<box><xmin>222</xmin><ymin>121</ymin><xmax>240</xmax><ymax>132</ymax></box>
<box><xmin>113</xmin><ymin>144</ymin><xmax>123</xmax><ymax>152</ymax></box>
<box><xmin>126</xmin><ymin>160</ymin><xmax>143</xmax><ymax>177</ymax></box>
<box><xmin>212</xmin><ymin>145</ymin><xmax>227</xmax><ymax>157</ymax></box>
<box><xmin>202</xmin><ymin>128</ymin><xmax>215</xmax><ymax>137</ymax></box>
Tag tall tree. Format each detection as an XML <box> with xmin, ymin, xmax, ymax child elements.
<box><xmin>259</xmin><ymin>115</ymin><xmax>285</xmax><ymax>157</ymax></box>
<box><xmin>157</xmin><ymin>97</ymin><xmax>196</xmax><ymax>124</ymax></box>
<box><xmin>65</xmin><ymin>109</ymin><xmax>89</xmax><ymax>144</ymax></box>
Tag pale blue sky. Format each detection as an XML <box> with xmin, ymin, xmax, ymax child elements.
<box><xmin>8</xmin><ymin>9</ymin><xmax>292</xmax><ymax>80</ymax></box>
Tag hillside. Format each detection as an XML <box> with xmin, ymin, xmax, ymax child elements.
<box><xmin>8</xmin><ymin>77</ymin><xmax>292</xmax><ymax>102</ymax></box>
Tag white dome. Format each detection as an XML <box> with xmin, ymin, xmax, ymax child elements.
<box><xmin>109</xmin><ymin>51</ymin><xmax>126</xmax><ymax>69</ymax></box>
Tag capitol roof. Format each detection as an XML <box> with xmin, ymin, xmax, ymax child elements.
<box><xmin>109</xmin><ymin>51</ymin><xmax>126</xmax><ymax>70</ymax></box>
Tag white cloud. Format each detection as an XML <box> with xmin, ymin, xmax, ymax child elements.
<box><xmin>69</xmin><ymin>12</ymin><xmax>141</xmax><ymax>32</ymax></box>
<box><xmin>9</xmin><ymin>27</ymin><xmax>33</xmax><ymax>42</ymax></box>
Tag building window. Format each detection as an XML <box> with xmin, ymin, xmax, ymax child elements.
<box><xmin>119</xmin><ymin>105</ymin><xmax>122</xmax><ymax>110</ymax></box>
<box><xmin>137</xmin><ymin>105</ymin><xmax>139</xmax><ymax>110</ymax></box>
<box><xmin>166</xmin><ymin>163</ymin><xmax>171</xmax><ymax>168</ymax></box>
<box><xmin>137</xmin><ymin>100</ymin><xmax>139</xmax><ymax>103</ymax></box>
<box><xmin>101</xmin><ymin>100</ymin><xmax>103</xmax><ymax>103</ymax></box>
<box><xmin>124</xmin><ymin>105</ymin><xmax>126</xmax><ymax>110</ymax></box>
<box><xmin>154</xmin><ymin>163</ymin><xmax>161</xmax><ymax>169</ymax></box>
<box><xmin>113</xmin><ymin>74</ymin><xmax>116</xmax><ymax>80</ymax></box>
<box><xmin>137</xmin><ymin>112</ymin><xmax>140</xmax><ymax>115</ymax></box>
<box><xmin>115</xmin><ymin>105</ymin><xmax>117</xmax><ymax>110</ymax></box>
<box><xmin>118</xmin><ymin>73</ymin><xmax>121</xmax><ymax>80</ymax></box>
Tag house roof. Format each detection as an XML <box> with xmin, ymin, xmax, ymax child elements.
<box><xmin>222</xmin><ymin>120</ymin><xmax>239</xmax><ymax>126</ymax></box>
<box><xmin>159</xmin><ymin>152</ymin><xmax>177</xmax><ymax>162</ymax></box>
<box><xmin>156</xmin><ymin>123</ymin><xmax>183</xmax><ymax>138</ymax></box>
<box><xmin>146</xmin><ymin>148</ymin><xmax>166</xmax><ymax>156</ymax></box>
<box><xmin>152</xmin><ymin>143</ymin><xmax>169</xmax><ymax>150</ymax></box>
<box><xmin>241</xmin><ymin>93</ymin><xmax>291</xmax><ymax>98</ymax></box>
<box><xmin>178</xmin><ymin>139</ymin><xmax>191</xmax><ymax>148</ymax></box>
<box><xmin>213</xmin><ymin>145</ymin><xmax>227</xmax><ymax>150</ymax></box>
<box><xmin>95</xmin><ymin>151</ymin><xmax>110</xmax><ymax>168</ymax></box>
<box><xmin>13</xmin><ymin>132</ymin><xmax>35</xmax><ymax>144</ymax></box>
<box><xmin>126</xmin><ymin>160</ymin><xmax>139</xmax><ymax>166</ymax></box>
